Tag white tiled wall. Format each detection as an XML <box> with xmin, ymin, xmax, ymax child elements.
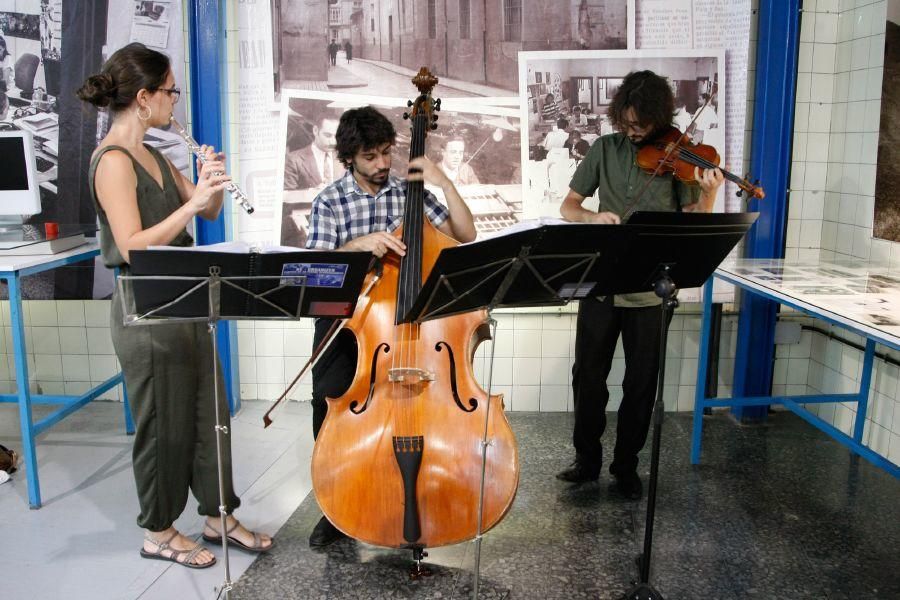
<box><xmin>788</xmin><ymin>0</ymin><xmax>900</xmax><ymax>464</ymax></box>
<box><xmin>0</xmin><ymin>300</ymin><xmax>120</xmax><ymax>400</ymax></box>
<box><xmin>0</xmin><ymin>302</ymin><xmax>739</xmax><ymax>416</ymax></box>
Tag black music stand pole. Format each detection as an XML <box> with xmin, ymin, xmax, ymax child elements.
<box><xmin>621</xmin><ymin>267</ymin><xmax>678</xmax><ymax>600</ymax></box>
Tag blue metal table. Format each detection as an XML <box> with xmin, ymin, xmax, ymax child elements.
<box><xmin>692</xmin><ymin>258</ymin><xmax>900</xmax><ymax>478</ymax></box>
<box><xmin>0</xmin><ymin>242</ymin><xmax>131</xmax><ymax>508</ymax></box>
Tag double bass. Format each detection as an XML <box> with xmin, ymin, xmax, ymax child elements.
<box><xmin>310</xmin><ymin>69</ymin><xmax>519</xmax><ymax>560</ymax></box>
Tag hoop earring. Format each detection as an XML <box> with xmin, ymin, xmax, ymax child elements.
<box><xmin>137</xmin><ymin>105</ymin><xmax>152</xmax><ymax>121</ymax></box>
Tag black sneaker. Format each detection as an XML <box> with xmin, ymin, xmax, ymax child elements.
<box><xmin>608</xmin><ymin>472</ymin><xmax>643</xmax><ymax>500</ymax></box>
<box><xmin>556</xmin><ymin>461</ymin><xmax>601</xmax><ymax>483</ymax></box>
<box><xmin>308</xmin><ymin>515</ymin><xmax>347</xmax><ymax>548</ymax></box>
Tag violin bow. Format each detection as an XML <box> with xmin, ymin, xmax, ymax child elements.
<box><xmin>262</xmin><ymin>259</ymin><xmax>384</xmax><ymax>428</ymax></box>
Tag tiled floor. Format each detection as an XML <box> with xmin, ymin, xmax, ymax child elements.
<box><xmin>0</xmin><ymin>400</ymin><xmax>313</xmax><ymax>600</ymax></box>
<box><xmin>2</xmin><ymin>402</ymin><xmax>899</xmax><ymax>599</ymax></box>
<box><xmin>233</xmin><ymin>412</ymin><xmax>900</xmax><ymax>600</ymax></box>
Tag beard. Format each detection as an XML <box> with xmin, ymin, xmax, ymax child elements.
<box><xmin>354</xmin><ymin>164</ymin><xmax>390</xmax><ymax>188</ymax></box>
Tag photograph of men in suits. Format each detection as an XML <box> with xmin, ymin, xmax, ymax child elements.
<box><xmin>283</xmin><ymin>111</ymin><xmax>342</xmax><ymax>191</ymax></box>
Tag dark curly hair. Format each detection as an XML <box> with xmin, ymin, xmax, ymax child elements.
<box><xmin>335</xmin><ymin>106</ymin><xmax>396</xmax><ymax>168</ymax></box>
<box><xmin>76</xmin><ymin>43</ymin><xmax>170</xmax><ymax>114</ymax></box>
<box><xmin>607</xmin><ymin>70</ymin><xmax>674</xmax><ymax>137</ymax></box>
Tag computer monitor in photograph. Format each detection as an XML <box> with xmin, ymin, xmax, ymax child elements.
<box><xmin>0</xmin><ymin>129</ymin><xmax>42</xmax><ymax>222</ymax></box>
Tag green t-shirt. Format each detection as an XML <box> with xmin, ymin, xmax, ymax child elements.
<box><xmin>569</xmin><ymin>132</ymin><xmax>701</xmax><ymax>307</ymax></box>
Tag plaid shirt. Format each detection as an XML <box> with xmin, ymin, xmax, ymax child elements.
<box><xmin>306</xmin><ymin>170</ymin><xmax>450</xmax><ymax>250</ymax></box>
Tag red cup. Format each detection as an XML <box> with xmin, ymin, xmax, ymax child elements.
<box><xmin>44</xmin><ymin>222</ymin><xmax>59</xmax><ymax>238</ymax></box>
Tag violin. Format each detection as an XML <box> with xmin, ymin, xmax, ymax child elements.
<box><xmin>635</xmin><ymin>126</ymin><xmax>765</xmax><ymax>200</ymax></box>
<box><xmin>309</xmin><ymin>69</ymin><xmax>519</xmax><ymax>559</ymax></box>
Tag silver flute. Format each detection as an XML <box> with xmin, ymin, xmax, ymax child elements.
<box><xmin>169</xmin><ymin>116</ymin><xmax>255</xmax><ymax>214</ymax></box>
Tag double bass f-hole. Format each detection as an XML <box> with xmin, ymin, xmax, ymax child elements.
<box><xmin>349</xmin><ymin>343</ymin><xmax>390</xmax><ymax>415</ymax></box>
<box><xmin>435</xmin><ymin>341</ymin><xmax>478</xmax><ymax>413</ymax></box>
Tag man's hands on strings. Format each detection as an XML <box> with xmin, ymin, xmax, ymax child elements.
<box><xmin>342</xmin><ymin>232</ymin><xmax>406</xmax><ymax>258</ymax></box>
<box><xmin>682</xmin><ymin>166</ymin><xmax>725</xmax><ymax>213</ymax></box>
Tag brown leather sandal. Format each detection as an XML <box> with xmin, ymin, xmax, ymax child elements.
<box><xmin>202</xmin><ymin>520</ymin><xmax>273</xmax><ymax>554</ymax></box>
<box><xmin>139</xmin><ymin>530</ymin><xmax>216</xmax><ymax>569</ymax></box>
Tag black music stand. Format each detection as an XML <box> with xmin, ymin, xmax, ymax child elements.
<box><xmin>119</xmin><ymin>247</ymin><xmax>371</xmax><ymax>600</ymax></box>
<box><xmin>405</xmin><ymin>212</ymin><xmax>758</xmax><ymax>600</ymax></box>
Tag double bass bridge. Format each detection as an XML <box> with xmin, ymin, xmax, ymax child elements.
<box><xmin>388</xmin><ymin>367</ymin><xmax>435</xmax><ymax>383</ymax></box>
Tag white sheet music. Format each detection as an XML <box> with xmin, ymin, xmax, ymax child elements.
<box><xmin>148</xmin><ymin>241</ymin><xmax>307</xmax><ymax>254</ymax></box>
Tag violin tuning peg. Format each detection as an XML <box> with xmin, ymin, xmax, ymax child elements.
<box><xmin>435</xmin><ymin>99</ymin><xmax>441</xmax><ymax>109</ymax></box>
<box><xmin>407</xmin><ymin>100</ymin><xmax>414</xmax><ymax>107</ymax></box>
<box><xmin>403</xmin><ymin>112</ymin><xmax>409</xmax><ymax>120</ymax></box>
<box><xmin>430</xmin><ymin>123</ymin><xmax>438</xmax><ymax>130</ymax></box>
<box><xmin>432</xmin><ymin>114</ymin><xmax>439</xmax><ymax>121</ymax></box>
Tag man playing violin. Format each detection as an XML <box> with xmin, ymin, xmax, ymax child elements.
<box><xmin>557</xmin><ymin>70</ymin><xmax>724</xmax><ymax>499</ymax></box>
<box><xmin>304</xmin><ymin>106</ymin><xmax>476</xmax><ymax>547</ymax></box>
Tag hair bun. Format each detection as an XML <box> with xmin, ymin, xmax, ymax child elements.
<box><xmin>76</xmin><ymin>73</ymin><xmax>116</xmax><ymax>108</ymax></box>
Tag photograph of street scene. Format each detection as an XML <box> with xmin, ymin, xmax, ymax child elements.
<box><xmin>271</xmin><ymin>0</ymin><xmax>628</xmax><ymax>98</ymax></box>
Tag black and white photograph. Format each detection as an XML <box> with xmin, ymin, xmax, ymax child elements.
<box><xmin>276</xmin><ymin>90</ymin><xmax>522</xmax><ymax>248</ymax></box>
<box><xmin>271</xmin><ymin>0</ymin><xmax>628</xmax><ymax>98</ymax></box>
<box><xmin>0</xmin><ymin>0</ymin><xmax>186</xmax><ymax>300</ymax></box>
<box><xmin>519</xmin><ymin>50</ymin><xmax>724</xmax><ymax>218</ymax></box>
<box><xmin>132</xmin><ymin>0</ymin><xmax>170</xmax><ymax>25</ymax></box>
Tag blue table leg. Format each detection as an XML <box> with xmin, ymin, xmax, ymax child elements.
<box><xmin>853</xmin><ymin>339</ymin><xmax>876</xmax><ymax>444</ymax></box>
<box><xmin>8</xmin><ymin>274</ymin><xmax>40</xmax><ymax>508</ymax></box>
<box><xmin>691</xmin><ymin>278</ymin><xmax>715</xmax><ymax>464</ymax></box>
<box><xmin>112</xmin><ymin>268</ymin><xmax>134</xmax><ymax>435</ymax></box>
<box><xmin>122</xmin><ymin>379</ymin><xmax>134</xmax><ymax>435</ymax></box>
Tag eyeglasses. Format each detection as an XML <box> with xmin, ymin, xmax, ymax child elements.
<box><xmin>157</xmin><ymin>87</ymin><xmax>181</xmax><ymax>102</ymax></box>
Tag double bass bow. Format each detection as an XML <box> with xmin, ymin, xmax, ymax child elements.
<box><xmin>309</xmin><ymin>69</ymin><xmax>519</xmax><ymax>563</ymax></box>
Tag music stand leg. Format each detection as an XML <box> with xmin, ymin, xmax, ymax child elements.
<box><xmin>472</xmin><ymin>315</ymin><xmax>499</xmax><ymax>599</ymax></box>
<box><xmin>622</xmin><ymin>270</ymin><xmax>677</xmax><ymax>600</ymax></box>
<box><xmin>207</xmin><ymin>269</ymin><xmax>233</xmax><ymax>600</ymax></box>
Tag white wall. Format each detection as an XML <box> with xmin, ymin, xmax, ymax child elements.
<box><xmin>786</xmin><ymin>0</ymin><xmax>900</xmax><ymax>463</ymax></box>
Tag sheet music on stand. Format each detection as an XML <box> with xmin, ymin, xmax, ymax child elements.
<box><xmin>404</xmin><ymin>212</ymin><xmax>759</xmax><ymax>323</ymax></box>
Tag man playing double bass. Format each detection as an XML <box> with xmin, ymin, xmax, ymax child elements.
<box><xmin>557</xmin><ymin>70</ymin><xmax>724</xmax><ymax>499</ymax></box>
<box><xmin>304</xmin><ymin>106</ymin><xmax>476</xmax><ymax>547</ymax></box>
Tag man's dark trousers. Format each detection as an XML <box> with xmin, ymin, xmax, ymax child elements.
<box><xmin>570</xmin><ymin>294</ymin><xmax>671</xmax><ymax>476</ymax></box>
<box><xmin>310</xmin><ymin>318</ymin><xmax>357</xmax><ymax>439</ymax></box>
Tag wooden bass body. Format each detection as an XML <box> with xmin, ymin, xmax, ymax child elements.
<box><xmin>310</xmin><ymin>218</ymin><xmax>519</xmax><ymax>549</ymax></box>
